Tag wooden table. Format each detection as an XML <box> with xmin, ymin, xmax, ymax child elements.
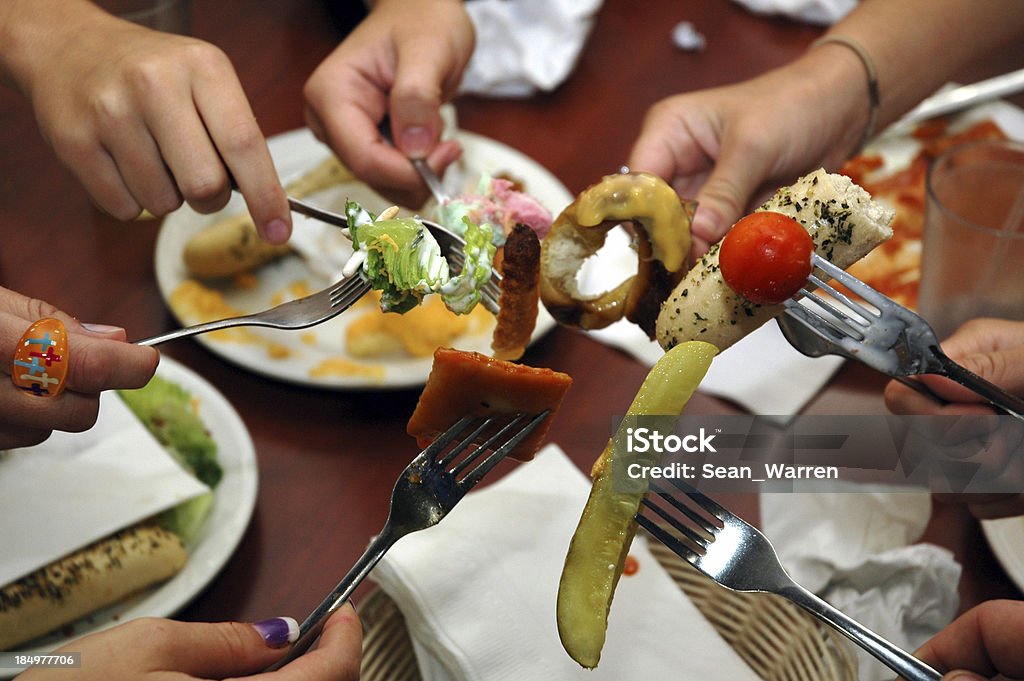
<box><xmin>1</xmin><ymin>0</ymin><xmax>1020</xmax><ymax>648</ymax></box>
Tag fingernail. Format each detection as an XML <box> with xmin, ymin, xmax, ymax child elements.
<box><xmin>400</xmin><ymin>126</ymin><xmax>431</xmax><ymax>158</ymax></box>
<box><xmin>691</xmin><ymin>209</ymin><xmax>723</xmax><ymax>244</ymax></box>
<box><xmin>252</xmin><ymin>617</ymin><xmax>299</xmax><ymax>648</ymax></box>
<box><xmin>80</xmin><ymin>323</ymin><xmax>126</xmax><ymax>335</ymax></box>
<box><xmin>263</xmin><ymin>218</ymin><xmax>290</xmax><ymax>245</ymax></box>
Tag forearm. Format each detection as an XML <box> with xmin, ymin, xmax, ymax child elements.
<box><xmin>0</xmin><ymin>0</ymin><xmax>109</xmax><ymax>93</ymax></box>
<box><xmin>820</xmin><ymin>0</ymin><xmax>1024</xmax><ymax>129</ymax></box>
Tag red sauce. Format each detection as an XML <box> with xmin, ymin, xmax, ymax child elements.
<box><xmin>838</xmin><ymin>118</ymin><xmax>1009</xmax><ymax>311</ymax></box>
<box><xmin>623</xmin><ymin>554</ymin><xmax>640</xmax><ymax>576</ymax></box>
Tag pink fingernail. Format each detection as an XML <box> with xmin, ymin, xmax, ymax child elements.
<box><xmin>264</xmin><ymin>219</ymin><xmax>290</xmax><ymax>244</ymax></box>
<box><xmin>81</xmin><ymin>323</ymin><xmax>125</xmax><ymax>335</ymax></box>
<box><xmin>400</xmin><ymin>126</ymin><xmax>431</xmax><ymax>159</ymax></box>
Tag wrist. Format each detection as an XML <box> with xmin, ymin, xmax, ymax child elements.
<box><xmin>809</xmin><ymin>36</ymin><xmax>878</xmax><ymax>155</ymax></box>
<box><xmin>0</xmin><ymin>0</ymin><xmax>105</xmax><ymax>93</ymax></box>
<box><xmin>785</xmin><ymin>40</ymin><xmax>878</xmax><ymax>160</ymax></box>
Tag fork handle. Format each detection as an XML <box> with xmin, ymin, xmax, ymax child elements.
<box><xmin>780</xmin><ymin>584</ymin><xmax>942</xmax><ymax>681</ymax></box>
<box><xmin>133</xmin><ymin>315</ymin><xmax>264</xmax><ymax>346</ymax></box>
<box><xmin>266</xmin><ymin>528</ymin><xmax>397</xmax><ymax>671</ymax></box>
<box><xmin>931</xmin><ymin>348</ymin><xmax>1024</xmax><ymax>419</ymax></box>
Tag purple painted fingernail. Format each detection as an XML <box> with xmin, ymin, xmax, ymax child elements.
<box><xmin>252</xmin><ymin>617</ymin><xmax>299</xmax><ymax>648</ymax></box>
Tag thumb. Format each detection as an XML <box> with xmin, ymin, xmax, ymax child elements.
<box><xmin>153</xmin><ymin>617</ymin><xmax>299</xmax><ymax>677</ymax></box>
<box><xmin>942</xmin><ymin>672</ymin><xmax>986</xmax><ymax>681</ymax></box>
<box><xmin>954</xmin><ymin>347</ymin><xmax>1024</xmax><ymax>401</ymax></box>
<box><xmin>389</xmin><ymin>40</ymin><xmax>464</xmax><ymax>159</ymax></box>
<box><xmin>691</xmin><ymin>142</ymin><xmax>773</xmax><ymax>253</ymax></box>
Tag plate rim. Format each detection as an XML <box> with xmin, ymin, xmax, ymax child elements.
<box><xmin>10</xmin><ymin>355</ymin><xmax>258</xmax><ymax>658</ymax></box>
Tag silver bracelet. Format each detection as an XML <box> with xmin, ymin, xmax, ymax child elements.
<box><xmin>811</xmin><ymin>35</ymin><xmax>880</xmax><ymax>154</ymax></box>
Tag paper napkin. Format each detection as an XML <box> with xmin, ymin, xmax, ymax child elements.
<box><xmin>578</xmin><ymin>228</ymin><xmax>845</xmax><ymax>419</ymax></box>
<box><xmin>0</xmin><ymin>392</ymin><xmax>209</xmax><ymax>586</ymax></box>
<box><xmin>731</xmin><ymin>0</ymin><xmax>857</xmax><ymax>25</ymax></box>
<box><xmin>372</xmin><ymin>445</ymin><xmax>760</xmax><ymax>681</ymax></box>
<box><xmin>459</xmin><ymin>0</ymin><xmax>604</xmax><ymax>97</ymax></box>
<box><xmin>761</xmin><ymin>489</ymin><xmax>961</xmax><ymax>681</ymax></box>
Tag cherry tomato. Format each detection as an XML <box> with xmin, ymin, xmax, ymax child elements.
<box><xmin>719</xmin><ymin>211</ymin><xmax>813</xmax><ymax>305</ymax></box>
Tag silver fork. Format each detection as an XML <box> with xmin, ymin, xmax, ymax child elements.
<box><xmin>268</xmin><ymin>410</ymin><xmax>550</xmax><ymax>669</ymax></box>
<box><xmin>378</xmin><ymin>115</ymin><xmax>451</xmax><ymax>204</ymax></box>
<box><xmin>776</xmin><ymin>313</ymin><xmax>950</xmax><ymax>406</ymax></box>
<box><xmin>636</xmin><ymin>479</ymin><xmax>942</xmax><ymax>681</ymax></box>
<box><xmin>781</xmin><ymin>254</ymin><xmax>1024</xmax><ymax>418</ymax></box>
<box><xmin>134</xmin><ymin>272</ymin><xmax>371</xmax><ymax>346</ymax></box>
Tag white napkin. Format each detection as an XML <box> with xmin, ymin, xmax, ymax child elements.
<box><xmin>761</xmin><ymin>489</ymin><xmax>961</xmax><ymax>681</ymax></box>
<box><xmin>578</xmin><ymin>228</ymin><xmax>845</xmax><ymax>419</ymax></box>
<box><xmin>459</xmin><ymin>0</ymin><xmax>604</xmax><ymax>97</ymax></box>
<box><xmin>0</xmin><ymin>392</ymin><xmax>209</xmax><ymax>586</ymax></box>
<box><xmin>731</xmin><ymin>0</ymin><xmax>857</xmax><ymax>25</ymax></box>
<box><xmin>373</xmin><ymin>445</ymin><xmax>760</xmax><ymax>681</ymax></box>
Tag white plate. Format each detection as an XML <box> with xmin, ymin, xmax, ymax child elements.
<box><xmin>155</xmin><ymin>128</ymin><xmax>572</xmax><ymax>390</ymax></box>
<box><xmin>982</xmin><ymin>517</ymin><xmax>1024</xmax><ymax>593</ymax></box>
<box><xmin>12</xmin><ymin>356</ymin><xmax>258</xmax><ymax>659</ymax></box>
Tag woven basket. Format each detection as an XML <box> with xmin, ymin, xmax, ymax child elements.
<box><xmin>358</xmin><ymin>534</ymin><xmax>858</xmax><ymax>681</ymax></box>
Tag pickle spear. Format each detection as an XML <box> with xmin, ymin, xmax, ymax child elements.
<box><xmin>556</xmin><ymin>340</ymin><xmax>717</xmax><ymax>668</ymax></box>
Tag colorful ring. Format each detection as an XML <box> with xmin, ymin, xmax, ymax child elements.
<box><xmin>11</xmin><ymin>318</ymin><xmax>69</xmax><ymax>397</ymax></box>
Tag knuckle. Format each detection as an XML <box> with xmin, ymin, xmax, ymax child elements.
<box><xmin>218</xmin><ymin>121</ymin><xmax>264</xmax><ymax>159</ymax></box>
<box><xmin>179</xmin><ymin>173</ymin><xmax>228</xmax><ymax>205</ymax></box>
<box><xmin>19</xmin><ymin>297</ymin><xmax>62</xmax><ymax>323</ymax></box>
<box><xmin>144</xmin><ymin>191</ymin><xmax>184</xmax><ymax>218</ymax></box>
<box><xmin>58</xmin><ymin>397</ymin><xmax>101</xmax><ymax>433</ymax></box>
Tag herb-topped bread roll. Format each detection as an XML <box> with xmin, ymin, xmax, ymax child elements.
<box><xmin>655</xmin><ymin>169</ymin><xmax>894</xmax><ymax>352</ymax></box>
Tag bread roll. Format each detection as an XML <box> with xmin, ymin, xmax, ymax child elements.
<box><xmin>655</xmin><ymin>169</ymin><xmax>894</xmax><ymax>352</ymax></box>
<box><xmin>0</xmin><ymin>524</ymin><xmax>187</xmax><ymax>650</ymax></box>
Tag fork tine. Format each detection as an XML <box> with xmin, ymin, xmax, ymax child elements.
<box><xmin>456</xmin><ymin>411</ymin><xmax>549</xmax><ymax>490</ymax></box>
<box><xmin>804</xmin><ymin>273</ymin><xmax>877</xmax><ymax>325</ymax></box>
<box><xmin>639</xmin><ymin>496</ymin><xmax>711</xmax><ymax>551</ymax></box>
<box><xmin>812</xmin><ymin>254</ymin><xmax>893</xmax><ymax>309</ymax></box>
<box><xmin>636</xmin><ymin>512</ymin><xmax>703</xmax><ymax>564</ymax></box>
<box><xmin>655</xmin><ymin>477</ymin><xmax>734</xmax><ymax>525</ymax></box>
<box><xmin>329</xmin><ymin>274</ymin><xmax>370</xmax><ymax>306</ymax></box>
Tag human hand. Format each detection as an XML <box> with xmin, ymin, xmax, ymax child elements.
<box><xmin>0</xmin><ymin>286</ymin><xmax>159</xmax><ymax>450</ymax></box>
<box><xmin>18</xmin><ymin>604</ymin><xmax>362</xmax><ymax>681</ymax></box>
<box><xmin>0</xmin><ymin>0</ymin><xmax>290</xmax><ymax>243</ymax></box>
<box><xmin>912</xmin><ymin>599</ymin><xmax>1024</xmax><ymax>681</ymax></box>
<box><xmin>886</xmin><ymin>318</ymin><xmax>1024</xmax><ymax>416</ymax></box>
<box><xmin>885</xmin><ymin>318</ymin><xmax>1024</xmax><ymax>519</ymax></box>
<box><xmin>303</xmin><ymin>0</ymin><xmax>474</xmax><ymax>208</ymax></box>
<box><xmin>627</xmin><ymin>47</ymin><xmax>870</xmax><ymax>260</ymax></box>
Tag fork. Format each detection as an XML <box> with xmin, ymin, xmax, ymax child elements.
<box><xmin>781</xmin><ymin>253</ymin><xmax>1024</xmax><ymax>418</ymax></box>
<box><xmin>378</xmin><ymin>115</ymin><xmax>451</xmax><ymax>204</ymax></box>
<box><xmin>776</xmin><ymin>312</ymin><xmax>950</xmax><ymax>406</ymax></box>
<box><xmin>268</xmin><ymin>409</ymin><xmax>550</xmax><ymax>669</ymax></box>
<box><xmin>134</xmin><ymin>272</ymin><xmax>371</xmax><ymax>346</ymax></box>
<box><xmin>636</xmin><ymin>479</ymin><xmax>943</xmax><ymax>681</ymax></box>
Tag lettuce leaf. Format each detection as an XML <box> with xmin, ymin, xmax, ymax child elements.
<box><xmin>346</xmin><ymin>200</ymin><xmax>495</xmax><ymax>315</ymax></box>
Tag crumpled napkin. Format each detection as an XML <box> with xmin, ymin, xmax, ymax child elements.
<box><xmin>731</xmin><ymin>0</ymin><xmax>858</xmax><ymax>25</ymax></box>
<box><xmin>761</xmin><ymin>489</ymin><xmax>961</xmax><ymax>681</ymax></box>
<box><xmin>0</xmin><ymin>392</ymin><xmax>209</xmax><ymax>586</ymax></box>
<box><xmin>459</xmin><ymin>0</ymin><xmax>604</xmax><ymax>97</ymax></box>
<box><xmin>372</xmin><ymin>445</ymin><xmax>761</xmax><ymax>681</ymax></box>
<box><xmin>578</xmin><ymin>228</ymin><xmax>845</xmax><ymax>419</ymax></box>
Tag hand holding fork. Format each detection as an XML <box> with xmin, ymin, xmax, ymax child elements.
<box><xmin>778</xmin><ymin>254</ymin><xmax>1024</xmax><ymax>419</ymax></box>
